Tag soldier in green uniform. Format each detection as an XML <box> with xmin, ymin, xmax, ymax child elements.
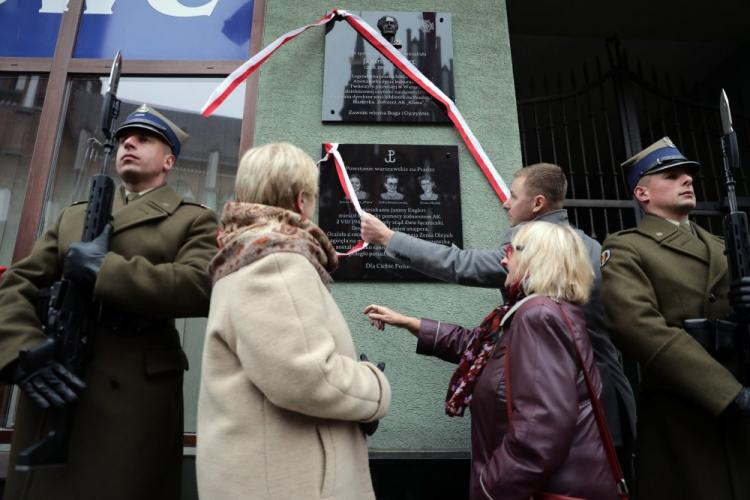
<box><xmin>600</xmin><ymin>137</ymin><xmax>750</xmax><ymax>500</ymax></box>
<box><xmin>0</xmin><ymin>105</ymin><xmax>218</xmax><ymax>500</ymax></box>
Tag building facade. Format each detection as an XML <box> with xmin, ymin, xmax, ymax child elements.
<box><xmin>1</xmin><ymin>0</ymin><xmax>749</xmax><ymax>498</ymax></box>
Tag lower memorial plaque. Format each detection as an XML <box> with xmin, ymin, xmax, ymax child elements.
<box><xmin>318</xmin><ymin>143</ymin><xmax>462</xmax><ymax>281</ymax></box>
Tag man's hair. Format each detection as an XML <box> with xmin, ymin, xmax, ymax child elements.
<box><xmin>509</xmin><ymin>221</ymin><xmax>592</xmax><ymax>304</ymax></box>
<box><xmin>235</xmin><ymin>142</ymin><xmax>318</xmax><ymax>211</ymax></box>
<box><xmin>385</xmin><ymin>174</ymin><xmax>398</xmax><ymax>183</ymax></box>
<box><xmin>514</xmin><ymin>163</ymin><xmax>567</xmax><ymax>209</ymax></box>
<box><xmin>634</xmin><ymin>174</ymin><xmax>653</xmax><ymax>193</ymax></box>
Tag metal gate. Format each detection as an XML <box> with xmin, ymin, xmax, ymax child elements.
<box><xmin>515</xmin><ymin>40</ymin><xmax>750</xmax><ymax>241</ymax></box>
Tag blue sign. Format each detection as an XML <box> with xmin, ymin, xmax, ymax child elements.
<box><xmin>0</xmin><ymin>1</ymin><xmax>61</xmax><ymax>57</ymax></box>
<box><xmin>0</xmin><ymin>0</ymin><xmax>253</xmax><ymax>60</ymax></box>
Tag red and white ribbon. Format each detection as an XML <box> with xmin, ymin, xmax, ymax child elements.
<box><xmin>202</xmin><ymin>8</ymin><xmax>510</xmax><ymax>202</ymax></box>
<box><xmin>319</xmin><ymin>142</ymin><xmax>368</xmax><ymax>256</ymax></box>
<box><xmin>202</xmin><ymin>10</ymin><xmax>338</xmax><ymax>117</ymax></box>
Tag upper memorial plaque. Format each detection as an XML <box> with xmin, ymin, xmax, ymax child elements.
<box><xmin>322</xmin><ymin>11</ymin><xmax>454</xmax><ymax>123</ymax></box>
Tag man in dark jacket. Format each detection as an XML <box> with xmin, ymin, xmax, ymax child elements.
<box><xmin>0</xmin><ymin>104</ymin><xmax>217</xmax><ymax>500</ymax></box>
<box><xmin>601</xmin><ymin>137</ymin><xmax>750</xmax><ymax>499</ymax></box>
<box><xmin>361</xmin><ymin>162</ymin><xmax>636</xmax><ymax>479</ymax></box>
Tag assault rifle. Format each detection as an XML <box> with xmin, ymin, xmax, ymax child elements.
<box><xmin>15</xmin><ymin>51</ymin><xmax>121</xmax><ymax>470</ymax></box>
<box><xmin>719</xmin><ymin>89</ymin><xmax>750</xmax><ymax>385</ymax></box>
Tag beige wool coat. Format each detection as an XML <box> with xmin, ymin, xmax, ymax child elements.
<box><xmin>197</xmin><ymin>252</ymin><xmax>391</xmax><ymax>500</ymax></box>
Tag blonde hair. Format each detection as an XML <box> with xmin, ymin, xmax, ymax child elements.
<box><xmin>235</xmin><ymin>142</ymin><xmax>318</xmax><ymax>210</ymax></box>
<box><xmin>508</xmin><ymin>221</ymin><xmax>593</xmax><ymax>304</ymax></box>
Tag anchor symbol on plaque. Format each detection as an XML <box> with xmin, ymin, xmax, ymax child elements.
<box><xmin>384</xmin><ymin>150</ymin><xmax>397</xmax><ymax>163</ymax></box>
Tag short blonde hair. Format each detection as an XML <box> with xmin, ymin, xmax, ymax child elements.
<box><xmin>508</xmin><ymin>221</ymin><xmax>592</xmax><ymax>304</ymax></box>
<box><xmin>235</xmin><ymin>142</ymin><xmax>318</xmax><ymax>210</ymax></box>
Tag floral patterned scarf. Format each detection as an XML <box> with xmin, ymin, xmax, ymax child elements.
<box><xmin>444</xmin><ymin>283</ymin><xmax>524</xmax><ymax>417</ymax></box>
<box><xmin>209</xmin><ymin>202</ymin><xmax>338</xmax><ymax>286</ymax></box>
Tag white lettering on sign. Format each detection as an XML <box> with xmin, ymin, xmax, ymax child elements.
<box><xmin>84</xmin><ymin>0</ymin><xmax>116</xmax><ymax>14</ymax></box>
<box><xmin>39</xmin><ymin>0</ymin><xmax>68</xmax><ymax>13</ymax></box>
<box><xmin>147</xmin><ymin>0</ymin><xmax>219</xmax><ymax>17</ymax></box>
<box><xmin>35</xmin><ymin>0</ymin><xmax>219</xmax><ymax>17</ymax></box>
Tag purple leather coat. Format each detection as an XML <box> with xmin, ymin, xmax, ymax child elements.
<box><xmin>418</xmin><ymin>295</ymin><xmax>618</xmax><ymax>500</ymax></box>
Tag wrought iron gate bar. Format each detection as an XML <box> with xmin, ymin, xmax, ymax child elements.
<box><xmin>560</xmin><ymin>76</ymin><xmax>577</xmax><ymax>199</ymax></box>
<box><xmin>516</xmin><ymin>70</ymin><xmax>615</xmax><ymax>106</ymax></box>
<box><xmin>563</xmin><ymin>199</ymin><xmax>635</xmax><ymax>209</ymax></box>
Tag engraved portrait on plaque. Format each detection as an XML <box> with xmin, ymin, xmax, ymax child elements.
<box><xmin>377</xmin><ymin>15</ymin><xmax>402</xmax><ymax>49</ymax></box>
<box><xmin>318</xmin><ymin>144</ymin><xmax>462</xmax><ymax>281</ymax></box>
<box><xmin>322</xmin><ymin>11</ymin><xmax>455</xmax><ymax>123</ymax></box>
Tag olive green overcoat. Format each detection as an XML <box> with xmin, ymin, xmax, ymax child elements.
<box><xmin>601</xmin><ymin>214</ymin><xmax>750</xmax><ymax>500</ymax></box>
<box><xmin>0</xmin><ymin>185</ymin><xmax>217</xmax><ymax>500</ymax></box>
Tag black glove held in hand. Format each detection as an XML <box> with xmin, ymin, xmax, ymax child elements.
<box><xmin>64</xmin><ymin>224</ymin><xmax>112</xmax><ymax>288</ymax></box>
<box><xmin>359</xmin><ymin>353</ymin><xmax>385</xmax><ymax>436</ymax></box>
<box><xmin>729</xmin><ymin>277</ymin><xmax>750</xmax><ymax>315</ymax></box>
<box><xmin>15</xmin><ymin>360</ymin><xmax>86</xmax><ymax>410</ymax></box>
<box><xmin>359</xmin><ymin>353</ymin><xmax>385</xmax><ymax>372</ymax></box>
<box><xmin>734</xmin><ymin>387</ymin><xmax>750</xmax><ymax>416</ymax></box>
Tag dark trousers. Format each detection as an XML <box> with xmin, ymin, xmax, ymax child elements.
<box><xmin>616</xmin><ymin>399</ymin><xmax>637</xmax><ymax>499</ymax></box>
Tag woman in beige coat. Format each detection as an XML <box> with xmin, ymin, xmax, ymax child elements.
<box><xmin>197</xmin><ymin>143</ymin><xmax>391</xmax><ymax>500</ymax></box>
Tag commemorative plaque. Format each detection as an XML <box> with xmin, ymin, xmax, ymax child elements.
<box><xmin>318</xmin><ymin>144</ymin><xmax>462</xmax><ymax>281</ymax></box>
<box><xmin>322</xmin><ymin>11</ymin><xmax>455</xmax><ymax>123</ymax></box>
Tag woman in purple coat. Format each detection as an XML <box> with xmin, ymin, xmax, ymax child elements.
<box><xmin>365</xmin><ymin>221</ymin><xmax>621</xmax><ymax>500</ymax></box>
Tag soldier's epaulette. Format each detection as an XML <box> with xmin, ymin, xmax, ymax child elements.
<box><xmin>181</xmin><ymin>200</ymin><xmax>211</xmax><ymax>210</ymax></box>
<box><xmin>707</xmin><ymin>232</ymin><xmax>725</xmax><ymax>243</ymax></box>
<box><xmin>609</xmin><ymin>227</ymin><xmax>639</xmax><ymax>237</ymax></box>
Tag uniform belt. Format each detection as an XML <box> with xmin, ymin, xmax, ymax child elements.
<box><xmin>97</xmin><ymin>307</ymin><xmax>169</xmax><ymax>334</ymax></box>
<box><xmin>683</xmin><ymin>318</ymin><xmax>738</xmax><ymax>358</ymax></box>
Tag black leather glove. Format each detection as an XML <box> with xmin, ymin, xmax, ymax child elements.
<box><xmin>64</xmin><ymin>224</ymin><xmax>112</xmax><ymax>289</ymax></box>
<box><xmin>359</xmin><ymin>353</ymin><xmax>386</xmax><ymax>373</ymax></box>
<box><xmin>733</xmin><ymin>387</ymin><xmax>750</xmax><ymax>417</ymax></box>
<box><xmin>359</xmin><ymin>353</ymin><xmax>385</xmax><ymax>436</ymax></box>
<box><xmin>13</xmin><ymin>357</ymin><xmax>86</xmax><ymax>410</ymax></box>
<box><xmin>729</xmin><ymin>277</ymin><xmax>750</xmax><ymax>315</ymax></box>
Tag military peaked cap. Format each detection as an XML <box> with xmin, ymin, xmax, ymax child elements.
<box><xmin>115</xmin><ymin>104</ymin><xmax>189</xmax><ymax>157</ymax></box>
<box><xmin>622</xmin><ymin>137</ymin><xmax>700</xmax><ymax>193</ymax></box>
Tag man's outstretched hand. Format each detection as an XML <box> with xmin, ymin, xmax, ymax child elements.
<box><xmin>360</xmin><ymin>213</ymin><xmax>394</xmax><ymax>246</ymax></box>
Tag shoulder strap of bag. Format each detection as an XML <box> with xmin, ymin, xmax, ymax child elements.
<box><xmin>557</xmin><ymin>304</ymin><xmax>629</xmax><ymax>500</ymax></box>
<box><xmin>502</xmin><ymin>305</ymin><xmax>629</xmax><ymax>500</ymax></box>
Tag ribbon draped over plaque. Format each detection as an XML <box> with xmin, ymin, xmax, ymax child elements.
<box><xmin>319</xmin><ymin>142</ymin><xmax>369</xmax><ymax>256</ymax></box>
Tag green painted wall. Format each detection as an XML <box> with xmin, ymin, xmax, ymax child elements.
<box><xmin>253</xmin><ymin>1</ymin><xmax>521</xmax><ymax>450</ymax></box>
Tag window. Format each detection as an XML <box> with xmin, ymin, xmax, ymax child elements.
<box><xmin>0</xmin><ymin>75</ymin><xmax>48</xmax><ymax>264</ymax></box>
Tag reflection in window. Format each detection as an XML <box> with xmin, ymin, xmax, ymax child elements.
<box><xmin>0</xmin><ymin>74</ymin><xmax>48</xmax><ymax>428</ymax></box>
<box><xmin>45</xmin><ymin>76</ymin><xmax>245</xmax><ymax>434</ymax></box>
<box><xmin>0</xmin><ymin>75</ymin><xmax>48</xmax><ymax>266</ymax></box>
